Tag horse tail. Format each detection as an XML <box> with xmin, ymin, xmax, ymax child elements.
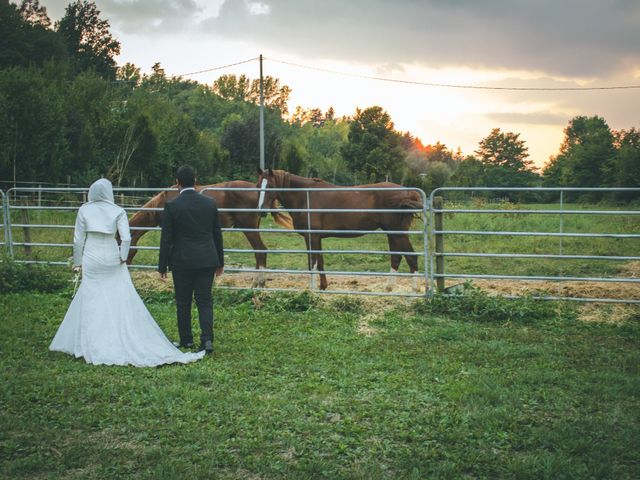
<box><xmin>396</xmin><ymin>192</ymin><xmax>424</xmax><ymax>218</ymax></box>
<box><xmin>399</xmin><ymin>199</ymin><xmax>424</xmax><ymax>210</ymax></box>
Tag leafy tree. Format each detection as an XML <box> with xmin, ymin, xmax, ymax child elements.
<box><xmin>469</xmin><ymin>128</ymin><xmax>540</xmax><ymax>194</ymax></box>
<box><xmin>19</xmin><ymin>0</ymin><xmax>50</xmax><ymax>27</ymax></box>
<box><xmin>212</xmin><ymin>74</ymin><xmax>252</xmax><ymax>102</ymax></box>
<box><xmin>116</xmin><ymin>62</ymin><xmax>141</xmax><ymax>87</ymax></box>
<box><xmin>212</xmin><ymin>74</ymin><xmax>291</xmax><ymax>114</ymax></box>
<box><xmin>63</xmin><ymin>71</ymin><xmax>116</xmax><ymax>180</ymax></box>
<box><xmin>475</xmin><ymin>128</ymin><xmax>533</xmax><ymax>172</ymax></box>
<box><xmin>341</xmin><ymin>106</ymin><xmax>405</xmax><ymax>182</ymax></box>
<box><xmin>425</xmin><ymin>141</ymin><xmax>458</xmax><ymax>166</ymax></box>
<box><xmin>448</xmin><ymin>156</ymin><xmax>486</xmax><ymax>187</ymax></box>
<box><xmin>0</xmin><ymin>67</ymin><xmax>69</xmax><ymax>183</ymax></box>
<box><xmin>303</xmin><ymin>119</ymin><xmax>350</xmax><ymax>182</ymax></box>
<box><xmin>56</xmin><ymin>0</ymin><xmax>120</xmax><ymax>80</ymax></box>
<box><xmin>605</xmin><ymin>128</ymin><xmax>640</xmax><ymax>200</ymax></box>
<box><xmin>543</xmin><ymin>116</ymin><xmax>615</xmax><ymax>190</ymax></box>
<box><xmin>280</xmin><ymin>139</ymin><xmax>307</xmax><ymax>174</ymax></box>
<box><xmin>0</xmin><ymin>0</ymin><xmax>66</xmax><ymax>69</ymax></box>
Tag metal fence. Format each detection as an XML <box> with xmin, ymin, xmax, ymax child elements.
<box><xmin>429</xmin><ymin>187</ymin><xmax>640</xmax><ymax>304</ymax></box>
<box><xmin>2</xmin><ymin>185</ymin><xmax>430</xmax><ymax>297</ymax></box>
<box><xmin>3</xmin><ymin>185</ymin><xmax>639</xmax><ymax>303</ymax></box>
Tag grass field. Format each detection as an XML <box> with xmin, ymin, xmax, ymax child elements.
<box><xmin>1</xmin><ymin>284</ymin><xmax>639</xmax><ymax>479</ymax></box>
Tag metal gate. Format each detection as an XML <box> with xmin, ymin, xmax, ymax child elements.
<box><xmin>3</xmin><ymin>185</ymin><xmax>640</xmax><ymax>302</ymax></box>
<box><xmin>2</xmin><ymin>185</ymin><xmax>430</xmax><ymax>298</ymax></box>
<box><xmin>429</xmin><ymin>187</ymin><xmax>640</xmax><ymax>304</ymax></box>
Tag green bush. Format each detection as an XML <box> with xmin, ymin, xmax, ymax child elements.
<box><xmin>415</xmin><ymin>283</ymin><xmax>575</xmax><ymax>324</ymax></box>
<box><xmin>0</xmin><ymin>257</ymin><xmax>70</xmax><ymax>294</ymax></box>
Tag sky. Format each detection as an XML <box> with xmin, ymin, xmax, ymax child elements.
<box><xmin>38</xmin><ymin>0</ymin><xmax>640</xmax><ymax>169</ymax></box>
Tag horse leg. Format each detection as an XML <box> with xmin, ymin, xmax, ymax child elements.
<box><xmin>385</xmin><ymin>235</ymin><xmax>403</xmax><ymax>292</ymax></box>
<box><xmin>126</xmin><ymin>230</ymin><xmax>146</xmax><ymax>265</ymax></box>
<box><xmin>312</xmin><ymin>236</ymin><xmax>327</xmax><ymax>290</ymax></box>
<box><xmin>397</xmin><ymin>234</ymin><xmax>421</xmax><ymax>293</ymax></box>
<box><xmin>304</xmin><ymin>235</ymin><xmax>325</xmax><ymax>290</ymax></box>
<box><xmin>243</xmin><ymin>231</ymin><xmax>267</xmax><ymax>288</ymax></box>
<box><xmin>304</xmin><ymin>235</ymin><xmax>318</xmax><ymax>290</ymax></box>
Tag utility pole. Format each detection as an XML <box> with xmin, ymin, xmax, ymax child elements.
<box><xmin>259</xmin><ymin>54</ymin><xmax>265</xmax><ymax>171</ymax></box>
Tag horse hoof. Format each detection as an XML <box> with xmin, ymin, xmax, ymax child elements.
<box><xmin>385</xmin><ymin>284</ymin><xmax>393</xmax><ymax>292</ymax></box>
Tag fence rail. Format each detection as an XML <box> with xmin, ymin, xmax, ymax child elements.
<box><xmin>3</xmin><ymin>186</ymin><xmax>639</xmax><ymax>303</ymax></box>
<box><xmin>429</xmin><ymin>187</ymin><xmax>640</xmax><ymax>304</ymax></box>
<box><xmin>4</xmin><ymin>185</ymin><xmax>430</xmax><ymax>297</ymax></box>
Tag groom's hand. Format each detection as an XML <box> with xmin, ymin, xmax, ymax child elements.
<box><xmin>159</xmin><ymin>272</ymin><xmax>167</xmax><ymax>281</ymax></box>
<box><xmin>215</xmin><ymin>267</ymin><xmax>224</xmax><ymax>277</ymax></box>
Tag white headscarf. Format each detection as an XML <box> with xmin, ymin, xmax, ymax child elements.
<box><xmin>88</xmin><ymin>178</ymin><xmax>115</xmax><ymax>204</ymax></box>
<box><xmin>77</xmin><ymin>178</ymin><xmax>128</xmax><ymax>235</ymax></box>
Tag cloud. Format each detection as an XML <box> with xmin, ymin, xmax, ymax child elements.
<box><xmin>200</xmin><ymin>0</ymin><xmax>640</xmax><ymax>79</ymax></box>
<box><xmin>480</xmin><ymin>75</ymin><xmax>640</xmax><ymax>129</ymax></box>
<box><xmin>486</xmin><ymin>112</ymin><xmax>568</xmax><ymax>126</ymax></box>
<box><xmin>100</xmin><ymin>0</ymin><xmax>203</xmax><ymax>34</ymax></box>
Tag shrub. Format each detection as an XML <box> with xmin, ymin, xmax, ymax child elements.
<box><xmin>0</xmin><ymin>257</ymin><xmax>70</xmax><ymax>294</ymax></box>
<box><xmin>258</xmin><ymin>291</ymin><xmax>319</xmax><ymax>313</ymax></box>
<box><xmin>415</xmin><ymin>283</ymin><xmax>575</xmax><ymax>324</ymax></box>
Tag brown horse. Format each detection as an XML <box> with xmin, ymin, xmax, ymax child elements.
<box><xmin>256</xmin><ymin>169</ymin><xmax>424</xmax><ymax>291</ymax></box>
<box><xmin>127</xmin><ymin>180</ymin><xmax>293</xmax><ymax>287</ymax></box>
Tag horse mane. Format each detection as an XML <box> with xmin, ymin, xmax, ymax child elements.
<box><xmin>271</xmin><ymin>200</ymin><xmax>294</xmax><ymax>229</ymax></box>
<box><xmin>129</xmin><ymin>190</ymin><xmax>169</xmax><ymax>227</ymax></box>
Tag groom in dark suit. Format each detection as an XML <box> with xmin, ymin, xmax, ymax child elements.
<box><xmin>158</xmin><ymin>165</ymin><xmax>224</xmax><ymax>354</ymax></box>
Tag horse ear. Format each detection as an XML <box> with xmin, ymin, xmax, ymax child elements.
<box><xmin>268</xmin><ymin>168</ymin><xmax>274</xmax><ymax>176</ymax></box>
<box><xmin>257</xmin><ymin>167</ymin><xmax>263</xmax><ymax>175</ymax></box>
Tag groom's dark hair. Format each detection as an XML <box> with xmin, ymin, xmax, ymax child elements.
<box><xmin>176</xmin><ymin>165</ymin><xmax>196</xmax><ymax>188</ymax></box>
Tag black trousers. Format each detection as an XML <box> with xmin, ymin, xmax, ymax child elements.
<box><xmin>171</xmin><ymin>267</ymin><xmax>215</xmax><ymax>345</ymax></box>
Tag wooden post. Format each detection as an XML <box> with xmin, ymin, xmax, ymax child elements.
<box><xmin>433</xmin><ymin>196</ymin><xmax>445</xmax><ymax>292</ymax></box>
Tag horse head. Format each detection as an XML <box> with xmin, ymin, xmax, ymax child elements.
<box><xmin>256</xmin><ymin>168</ymin><xmax>286</xmax><ymax>211</ymax></box>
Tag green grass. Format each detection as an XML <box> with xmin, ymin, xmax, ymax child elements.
<box><xmin>1</xmin><ymin>288</ymin><xmax>639</xmax><ymax>479</ymax></box>
<box><xmin>7</xmin><ymin>201</ymin><xmax>640</xmax><ymax>280</ymax></box>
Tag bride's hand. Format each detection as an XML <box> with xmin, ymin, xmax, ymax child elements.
<box><xmin>73</xmin><ymin>266</ymin><xmax>81</xmax><ymax>273</ymax></box>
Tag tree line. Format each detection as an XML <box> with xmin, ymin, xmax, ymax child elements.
<box><xmin>1</xmin><ymin>0</ymin><xmax>639</xmax><ymax>201</ymax></box>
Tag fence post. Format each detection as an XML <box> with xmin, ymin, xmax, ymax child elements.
<box><xmin>433</xmin><ymin>196</ymin><xmax>445</xmax><ymax>292</ymax></box>
<box><xmin>5</xmin><ymin>191</ymin><xmax>14</xmax><ymax>258</ymax></box>
<box><xmin>21</xmin><ymin>199</ymin><xmax>32</xmax><ymax>259</ymax></box>
<box><xmin>1</xmin><ymin>190</ymin><xmax>5</xmax><ymax>254</ymax></box>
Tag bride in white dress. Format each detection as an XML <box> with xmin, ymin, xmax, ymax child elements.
<box><xmin>50</xmin><ymin>179</ymin><xmax>205</xmax><ymax>367</ymax></box>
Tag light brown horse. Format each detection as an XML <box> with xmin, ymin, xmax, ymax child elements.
<box><xmin>127</xmin><ymin>180</ymin><xmax>292</xmax><ymax>287</ymax></box>
<box><xmin>256</xmin><ymin>169</ymin><xmax>424</xmax><ymax>291</ymax></box>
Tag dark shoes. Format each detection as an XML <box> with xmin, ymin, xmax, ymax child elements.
<box><xmin>199</xmin><ymin>340</ymin><xmax>214</xmax><ymax>355</ymax></box>
<box><xmin>173</xmin><ymin>341</ymin><xmax>195</xmax><ymax>350</ymax></box>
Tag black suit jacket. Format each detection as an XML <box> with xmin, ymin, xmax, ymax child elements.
<box><xmin>158</xmin><ymin>189</ymin><xmax>224</xmax><ymax>273</ymax></box>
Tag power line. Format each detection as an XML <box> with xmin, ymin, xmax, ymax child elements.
<box><xmin>265</xmin><ymin>57</ymin><xmax>640</xmax><ymax>91</ymax></box>
<box><xmin>178</xmin><ymin>57</ymin><xmax>259</xmax><ymax>77</ymax></box>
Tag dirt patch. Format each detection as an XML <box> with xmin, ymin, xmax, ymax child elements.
<box><xmin>469</xmin><ymin>278</ymin><xmax>640</xmax><ymax>301</ymax></box>
<box><xmin>576</xmin><ymin>303</ymin><xmax>639</xmax><ymax>324</ymax></box>
<box><xmin>357</xmin><ymin>314</ymin><xmax>382</xmax><ymax>336</ymax></box>
<box><xmin>131</xmin><ymin>270</ymin><xmax>174</xmax><ymax>292</ymax></box>
<box><xmin>131</xmin><ymin>266</ymin><xmax>639</xmax><ymax>323</ymax></box>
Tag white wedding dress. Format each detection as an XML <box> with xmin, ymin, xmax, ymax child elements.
<box><xmin>50</xmin><ymin>179</ymin><xmax>204</xmax><ymax>367</ymax></box>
